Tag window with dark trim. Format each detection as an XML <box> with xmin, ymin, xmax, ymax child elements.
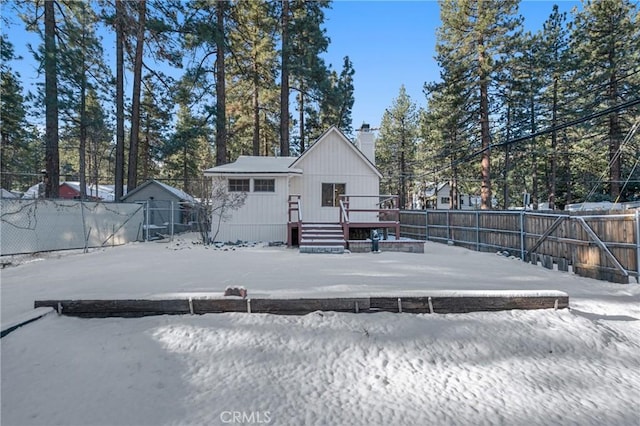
<box><xmin>229</xmin><ymin>179</ymin><xmax>250</xmax><ymax>192</ymax></box>
<box><xmin>254</xmin><ymin>179</ymin><xmax>275</xmax><ymax>192</ymax></box>
<box><xmin>322</xmin><ymin>183</ymin><xmax>346</xmax><ymax>207</ymax></box>
<box><xmin>441</xmin><ymin>197</ymin><xmax>450</xmax><ymax>204</ymax></box>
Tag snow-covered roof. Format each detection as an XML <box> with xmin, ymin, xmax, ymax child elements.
<box><xmin>61</xmin><ymin>182</ymin><xmax>120</xmax><ymax>201</ymax></box>
<box><xmin>153</xmin><ymin>180</ymin><xmax>197</xmax><ymax>203</ymax></box>
<box><xmin>0</xmin><ymin>188</ymin><xmax>18</xmax><ymax>198</ymax></box>
<box><xmin>21</xmin><ymin>183</ymin><xmax>128</xmax><ymax>200</ymax></box>
<box><xmin>423</xmin><ymin>182</ymin><xmax>449</xmax><ymax>198</ymax></box>
<box><xmin>22</xmin><ymin>184</ymin><xmax>40</xmax><ymax>199</ymax></box>
<box><xmin>565</xmin><ymin>201</ymin><xmax>640</xmax><ymax>211</ymax></box>
<box><xmin>122</xmin><ymin>179</ymin><xmax>197</xmax><ymax>204</ymax></box>
<box><xmin>204</xmin><ymin>156</ymin><xmax>302</xmax><ymax>175</ymax></box>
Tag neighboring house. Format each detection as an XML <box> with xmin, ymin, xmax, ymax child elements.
<box><xmin>122</xmin><ymin>179</ymin><xmax>197</xmax><ymax>232</ymax></box>
<box><xmin>21</xmin><ymin>182</ymin><xmax>125</xmax><ymax>201</ymax></box>
<box><xmin>59</xmin><ymin>182</ymin><xmax>118</xmax><ymax>201</ymax></box>
<box><xmin>204</xmin><ymin>126</ymin><xmax>395</xmax><ymax>247</ymax></box>
<box><xmin>21</xmin><ymin>183</ymin><xmax>42</xmax><ymax>199</ymax></box>
<box><xmin>0</xmin><ymin>188</ymin><xmax>19</xmax><ymax>199</ymax></box>
<box><xmin>414</xmin><ymin>182</ymin><xmax>481</xmax><ymax>210</ymax></box>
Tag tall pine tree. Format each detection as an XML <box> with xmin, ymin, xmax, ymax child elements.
<box><xmin>436</xmin><ymin>0</ymin><xmax>522</xmax><ymax>209</ymax></box>
<box><xmin>377</xmin><ymin>86</ymin><xmax>420</xmax><ymax>209</ymax></box>
<box><xmin>571</xmin><ymin>0</ymin><xmax>640</xmax><ymax>200</ymax></box>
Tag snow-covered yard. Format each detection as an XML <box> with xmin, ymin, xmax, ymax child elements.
<box><xmin>2</xmin><ymin>236</ymin><xmax>639</xmax><ymax>425</ymax></box>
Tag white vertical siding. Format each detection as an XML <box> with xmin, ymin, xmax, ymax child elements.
<box><xmin>295</xmin><ymin>130</ymin><xmax>379</xmax><ymax>223</ymax></box>
<box><xmin>212</xmin><ymin>175</ymin><xmax>289</xmax><ymax>242</ymax></box>
<box><xmin>214</xmin><ymin>224</ymin><xmax>287</xmax><ymax>243</ymax></box>
<box><xmin>210</xmin><ymin>128</ymin><xmax>381</xmax><ymax>242</ymax></box>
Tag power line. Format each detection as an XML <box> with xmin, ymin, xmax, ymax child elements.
<box><xmin>492</xmin><ymin>98</ymin><xmax>640</xmax><ymax>150</ymax></box>
<box><xmin>417</xmin><ymin>97</ymin><xmax>640</xmax><ymax>179</ymax></box>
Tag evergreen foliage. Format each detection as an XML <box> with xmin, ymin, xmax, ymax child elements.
<box><xmin>6</xmin><ymin>0</ymin><xmax>639</xmax><ymax>207</ymax></box>
<box><xmin>376</xmin><ymin>86</ymin><xmax>421</xmax><ymax>209</ymax></box>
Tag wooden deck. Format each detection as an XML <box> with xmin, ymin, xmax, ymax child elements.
<box><xmin>287</xmin><ymin>194</ymin><xmax>402</xmax><ymax>248</ymax></box>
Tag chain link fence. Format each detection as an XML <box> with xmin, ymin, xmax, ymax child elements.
<box><xmin>1</xmin><ymin>199</ymin><xmax>145</xmax><ymax>256</ymax></box>
<box><xmin>137</xmin><ymin>200</ymin><xmax>211</xmax><ymax>242</ymax></box>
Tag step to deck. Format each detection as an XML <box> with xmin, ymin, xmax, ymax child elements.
<box><xmin>299</xmin><ymin>222</ymin><xmax>346</xmax><ymax>253</ymax></box>
<box><xmin>299</xmin><ymin>245</ymin><xmax>345</xmax><ymax>254</ymax></box>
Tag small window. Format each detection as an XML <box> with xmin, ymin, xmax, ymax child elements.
<box><xmin>322</xmin><ymin>183</ymin><xmax>346</xmax><ymax>207</ymax></box>
<box><xmin>441</xmin><ymin>197</ymin><xmax>450</xmax><ymax>204</ymax></box>
<box><xmin>254</xmin><ymin>179</ymin><xmax>275</xmax><ymax>192</ymax></box>
<box><xmin>229</xmin><ymin>179</ymin><xmax>250</xmax><ymax>192</ymax></box>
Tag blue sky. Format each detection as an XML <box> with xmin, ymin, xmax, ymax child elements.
<box><xmin>3</xmin><ymin>1</ymin><xmax>580</xmax><ymax>132</ymax></box>
<box><xmin>322</xmin><ymin>1</ymin><xmax>581</xmax><ymax>130</ymax></box>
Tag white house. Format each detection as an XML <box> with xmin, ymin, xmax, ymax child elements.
<box><xmin>414</xmin><ymin>182</ymin><xmax>482</xmax><ymax>210</ymax></box>
<box><xmin>204</xmin><ymin>126</ymin><xmax>394</xmax><ymax>247</ymax></box>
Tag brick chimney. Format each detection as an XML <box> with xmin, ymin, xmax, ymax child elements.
<box><xmin>356</xmin><ymin>123</ymin><xmax>375</xmax><ymax>165</ymax></box>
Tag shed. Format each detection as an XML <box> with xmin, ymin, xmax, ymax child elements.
<box><xmin>122</xmin><ymin>179</ymin><xmax>197</xmax><ymax>232</ymax></box>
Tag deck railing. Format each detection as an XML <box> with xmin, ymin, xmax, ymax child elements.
<box><xmin>287</xmin><ymin>195</ymin><xmax>302</xmax><ymax>245</ymax></box>
<box><xmin>339</xmin><ymin>194</ymin><xmax>401</xmax><ymax>240</ymax></box>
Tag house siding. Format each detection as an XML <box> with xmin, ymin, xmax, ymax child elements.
<box><xmin>291</xmin><ymin>131</ymin><xmax>379</xmax><ymax>222</ymax></box>
<box><xmin>206</xmin><ymin>127</ymin><xmax>381</xmax><ymax>243</ymax></box>
<box><xmin>212</xmin><ymin>175</ymin><xmax>289</xmax><ymax>243</ymax></box>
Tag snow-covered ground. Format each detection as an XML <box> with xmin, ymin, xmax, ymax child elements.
<box><xmin>2</xmin><ymin>235</ymin><xmax>639</xmax><ymax>425</ymax></box>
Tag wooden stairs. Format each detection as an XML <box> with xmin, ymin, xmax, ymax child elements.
<box><xmin>299</xmin><ymin>223</ymin><xmax>345</xmax><ymax>254</ymax></box>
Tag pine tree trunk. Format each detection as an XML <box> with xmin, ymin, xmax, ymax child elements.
<box><xmin>479</xmin><ymin>79</ymin><xmax>491</xmax><ymax>210</ymax></box>
<box><xmin>299</xmin><ymin>89</ymin><xmax>305</xmax><ymax>153</ymax></box>
<box><xmin>79</xmin><ymin>76</ymin><xmax>87</xmax><ymax>200</ymax></box>
<box><xmin>530</xmin><ymin>89</ymin><xmax>538</xmax><ymax>210</ymax></box>
<box><xmin>563</xmin><ymin>132</ymin><xmax>572</xmax><ymax>205</ymax></box>
<box><xmin>183</xmin><ymin>140</ymin><xmax>188</xmax><ymax>191</ymax></box>
<box><xmin>92</xmin><ymin>134</ymin><xmax>99</xmax><ymax>191</ymax></box>
<box><xmin>478</xmin><ymin>29</ymin><xmax>491</xmax><ymax>210</ymax></box>
<box><xmin>503</xmin><ymin>102</ymin><xmax>511</xmax><ymax>210</ymax></box>
<box><xmin>400</xmin><ymin>131</ymin><xmax>406</xmax><ymax>209</ymax></box>
<box><xmin>252</xmin><ymin>61</ymin><xmax>260</xmax><ymax>156</ymax></box>
<box><xmin>114</xmin><ymin>0</ymin><xmax>125</xmax><ymax>201</ymax></box>
<box><xmin>279</xmin><ymin>0</ymin><xmax>290</xmax><ymax>157</ymax></box>
<box><xmin>44</xmin><ymin>0</ymin><xmax>59</xmax><ymax>198</ymax></box>
<box><xmin>608</xmin><ymin>73</ymin><xmax>621</xmax><ymax>199</ymax></box>
<box><xmin>79</xmin><ymin>6</ymin><xmax>87</xmax><ymax>200</ymax></box>
<box><xmin>215</xmin><ymin>0</ymin><xmax>227</xmax><ymax>165</ymax></box>
<box><xmin>142</xmin><ymin>119</ymin><xmax>150</xmax><ymax>182</ymax></box>
<box><xmin>549</xmin><ymin>76</ymin><xmax>558</xmax><ymax>210</ymax></box>
<box><xmin>128</xmin><ymin>0</ymin><xmax>146</xmax><ymax>191</ymax></box>
<box><xmin>451</xmin><ymin>169</ymin><xmax>459</xmax><ymax>210</ymax></box>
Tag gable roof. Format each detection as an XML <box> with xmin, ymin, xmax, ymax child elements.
<box><xmin>203</xmin><ymin>156</ymin><xmax>302</xmax><ymax>175</ymax></box>
<box><xmin>122</xmin><ymin>179</ymin><xmax>197</xmax><ymax>204</ymax></box>
<box><xmin>60</xmin><ymin>182</ymin><xmax>118</xmax><ymax>201</ymax></box>
<box><xmin>423</xmin><ymin>182</ymin><xmax>449</xmax><ymax>198</ymax></box>
<box><xmin>1</xmin><ymin>188</ymin><xmax>18</xmax><ymax>198</ymax></box>
<box><xmin>290</xmin><ymin>126</ymin><xmax>382</xmax><ymax>178</ymax></box>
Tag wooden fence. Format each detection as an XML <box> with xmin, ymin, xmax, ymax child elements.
<box><xmin>400</xmin><ymin>210</ymin><xmax>640</xmax><ymax>284</ymax></box>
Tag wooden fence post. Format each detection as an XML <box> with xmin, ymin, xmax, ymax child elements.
<box><xmin>476</xmin><ymin>211</ymin><xmax>480</xmax><ymax>251</ymax></box>
<box><xmin>425</xmin><ymin>210</ymin><xmax>429</xmax><ymax>241</ymax></box>
<box><xmin>520</xmin><ymin>211</ymin><xmax>526</xmax><ymax>261</ymax></box>
<box><xmin>636</xmin><ymin>210</ymin><xmax>640</xmax><ymax>283</ymax></box>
